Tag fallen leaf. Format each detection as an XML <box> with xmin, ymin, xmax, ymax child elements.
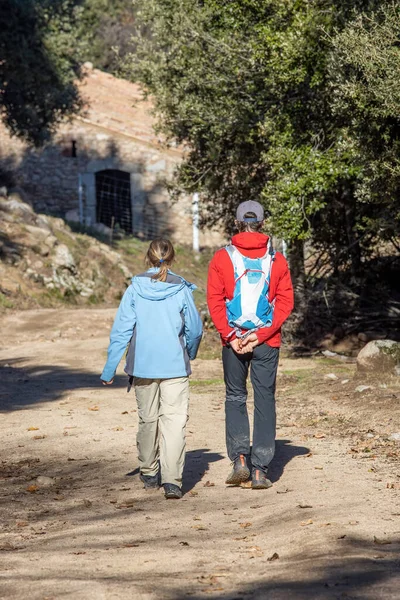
<box><xmin>318</xmin><ymin>522</ymin><xmax>331</xmax><ymax>527</ymax></box>
<box><xmin>72</xmin><ymin>551</ymin><xmax>86</xmax><ymax>555</ymax></box>
<box><xmin>374</xmin><ymin>536</ymin><xmax>392</xmax><ymax>545</ymax></box>
<box><xmin>88</xmin><ymin>406</ymin><xmax>99</xmax><ymax>411</ymax></box>
<box><xmin>116</xmin><ymin>503</ymin><xmax>134</xmax><ymax>509</ymax></box>
<box><xmin>16</xmin><ymin>521</ymin><xmax>29</xmax><ymax>527</ymax></box>
<box><xmin>203</xmin><ymin>481</ymin><xmax>215</xmax><ymax>487</ymax></box>
<box><xmin>348</xmin><ymin>520</ymin><xmax>359</xmax><ymax>525</ymax></box>
<box><xmin>305</xmin><ymin>452</ymin><xmax>313</xmax><ymax>457</ymax></box>
<box><xmin>337</xmin><ymin>535</ymin><xmax>346</xmax><ymax>539</ymax></box>
<box><xmin>277</xmin><ymin>488</ymin><xmax>293</xmax><ymax>494</ymax></box>
<box><xmin>387</xmin><ymin>482</ymin><xmax>400</xmax><ymax>490</ymax></box>
<box><xmin>314</xmin><ymin>466</ymin><xmax>324</xmax><ymax>470</ymax></box>
<box><xmin>189</xmin><ymin>491</ymin><xmax>198</xmax><ymax>496</ymax></box>
<box><xmin>314</xmin><ymin>433</ymin><xmax>326</xmax><ymax>439</ymax></box>
<box><xmin>239</xmin><ymin>522</ymin><xmax>252</xmax><ymax>529</ymax></box>
<box><xmin>121</xmin><ymin>411</ymin><xmax>129</xmax><ymax>415</ymax></box>
<box><xmin>192</xmin><ymin>525</ymin><xmax>208</xmax><ymax>531</ymax></box>
<box><xmin>250</xmin><ymin>505</ymin><xmax>262</xmax><ymax>509</ymax></box>
<box><xmin>300</xmin><ymin>519</ymin><xmax>313</xmax><ymax>526</ymax></box>
<box><xmin>33</xmin><ymin>435</ymin><xmax>46</xmax><ymax>440</ymax></box>
<box><xmin>179</xmin><ymin>541</ymin><xmax>190</xmax><ymax>546</ymax></box>
<box><xmin>267</xmin><ymin>552</ymin><xmax>279</xmax><ymax>562</ymax></box>
<box><xmin>298</xmin><ymin>503</ymin><xmax>313</xmax><ymax>509</ymax></box>
<box><xmin>27</xmin><ymin>427</ymin><xmax>39</xmax><ymax>431</ymax></box>
<box><xmin>83</xmin><ymin>499</ymin><xmax>92</xmax><ymax>508</ymax></box>
<box><xmin>26</xmin><ymin>485</ymin><xmax>38</xmax><ymax>493</ymax></box>
<box><xmin>53</xmin><ymin>495</ymin><xmax>65</xmax><ymax>501</ymax></box>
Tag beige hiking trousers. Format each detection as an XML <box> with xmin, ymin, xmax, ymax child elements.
<box><xmin>134</xmin><ymin>376</ymin><xmax>189</xmax><ymax>487</ymax></box>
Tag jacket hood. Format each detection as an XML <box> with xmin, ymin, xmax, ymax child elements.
<box><xmin>231</xmin><ymin>232</ymin><xmax>270</xmax><ymax>251</ymax></box>
<box><xmin>131</xmin><ymin>269</ymin><xmax>196</xmax><ymax>301</ymax></box>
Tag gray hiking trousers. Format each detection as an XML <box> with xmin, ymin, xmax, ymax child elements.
<box><xmin>222</xmin><ymin>343</ymin><xmax>279</xmax><ymax>473</ymax></box>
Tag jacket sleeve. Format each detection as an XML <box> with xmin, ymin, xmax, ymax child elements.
<box><xmin>101</xmin><ymin>286</ymin><xmax>137</xmax><ymax>381</ymax></box>
<box><xmin>256</xmin><ymin>257</ymin><xmax>294</xmax><ymax>344</ymax></box>
<box><xmin>183</xmin><ymin>287</ymin><xmax>203</xmax><ymax>360</ymax></box>
<box><xmin>207</xmin><ymin>252</ymin><xmax>236</xmax><ymax>342</ymax></box>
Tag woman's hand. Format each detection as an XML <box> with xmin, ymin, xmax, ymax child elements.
<box><xmin>101</xmin><ymin>379</ymin><xmax>114</xmax><ymax>386</ymax></box>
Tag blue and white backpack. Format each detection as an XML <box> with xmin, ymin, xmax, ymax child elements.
<box><xmin>225</xmin><ymin>241</ymin><xmax>275</xmax><ymax>339</ymax></box>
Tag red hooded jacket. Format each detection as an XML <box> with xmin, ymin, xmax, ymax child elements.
<box><xmin>207</xmin><ymin>232</ymin><xmax>294</xmax><ymax>347</ymax></box>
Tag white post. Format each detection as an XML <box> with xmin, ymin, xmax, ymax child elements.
<box><xmin>192</xmin><ymin>192</ymin><xmax>200</xmax><ymax>252</ymax></box>
<box><xmin>78</xmin><ymin>173</ymin><xmax>84</xmax><ymax>225</ymax></box>
<box><xmin>282</xmin><ymin>239</ymin><xmax>287</xmax><ymax>258</ymax></box>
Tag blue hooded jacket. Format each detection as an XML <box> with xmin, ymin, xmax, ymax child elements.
<box><xmin>101</xmin><ymin>269</ymin><xmax>203</xmax><ymax>381</ymax></box>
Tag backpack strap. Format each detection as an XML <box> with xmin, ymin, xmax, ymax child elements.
<box><xmin>225</xmin><ymin>244</ymin><xmax>246</xmax><ymax>281</ymax></box>
<box><xmin>261</xmin><ymin>240</ymin><xmax>276</xmax><ymax>287</ymax></box>
<box><xmin>226</xmin><ymin>242</ymin><xmax>275</xmax><ymax>284</ymax></box>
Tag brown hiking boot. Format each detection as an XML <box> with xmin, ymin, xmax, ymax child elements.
<box><xmin>251</xmin><ymin>469</ymin><xmax>272</xmax><ymax>489</ymax></box>
<box><xmin>225</xmin><ymin>454</ymin><xmax>250</xmax><ymax>485</ymax></box>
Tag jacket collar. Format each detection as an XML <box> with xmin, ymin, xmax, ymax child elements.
<box><xmin>231</xmin><ymin>232</ymin><xmax>270</xmax><ymax>251</ymax></box>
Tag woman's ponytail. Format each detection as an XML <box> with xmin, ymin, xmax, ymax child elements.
<box><xmin>145</xmin><ymin>239</ymin><xmax>175</xmax><ymax>282</ymax></box>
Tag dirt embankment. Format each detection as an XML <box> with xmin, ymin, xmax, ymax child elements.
<box><xmin>0</xmin><ymin>308</ymin><xmax>399</xmax><ymax>600</ymax></box>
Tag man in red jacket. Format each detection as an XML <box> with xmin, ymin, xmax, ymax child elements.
<box><xmin>207</xmin><ymin>200</ymin><xmax>294</xmax><ymax>489</ymax></box>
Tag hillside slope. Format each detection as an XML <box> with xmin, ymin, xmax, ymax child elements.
<box><xmin>0</xmin><ymin>189</ymin><xmax>212</xmax><ymax>312</ymax></box>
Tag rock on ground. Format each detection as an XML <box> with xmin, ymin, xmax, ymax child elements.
<box><xmin>357</xmin><ymin>340</ymin><xmax>400</xmax><ymax>376</ymax></box>
<box><xmin>0</xmin><ymin>191</ymin><xmax>132</xmax><ymax>306</ymax></box>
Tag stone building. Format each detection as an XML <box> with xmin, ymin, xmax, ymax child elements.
<box><xmin>0</xmin><ymin>66</ymin><xmax>223</xmax><ymax>247</ymax></box>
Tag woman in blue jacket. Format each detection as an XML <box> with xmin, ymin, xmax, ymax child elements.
<box><xmin>101</xmin><ymin>239</ymin><xmax>203</xmax><ymax>499</ymax></box>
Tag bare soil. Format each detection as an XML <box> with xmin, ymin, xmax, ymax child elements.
<box><xmin>0</xmin><ymin>309</ymin><xmax>399</xmax><ymax>600</ymax></box>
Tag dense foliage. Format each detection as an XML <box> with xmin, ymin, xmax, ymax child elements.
<box><xmin>124</xmin><ymin>0</ymin><xmax>399</xmax><ymax>281</ymax></box>
<box><xmin>2</xmin><ymin>1</ymin><xmax>398</xmax><ymax>287</ymax></box>
<box><xmin>0</xmin><ymin>0</ymin><xmax>136</xmax><ymax>146</ymax></box>
<box><xmin>329</xmin><ymin>5</ymin><xmax>400</xmax><ymax>257</ymax></box>
<box><xmin>79</xmin><ymin>0</ymin><xmax>137</xmax><ymax>73</ymax></box>
<box><xmin>0</xmin><ymin>0</ymin><xmax>84</xmax><ymax>146</ymax></box>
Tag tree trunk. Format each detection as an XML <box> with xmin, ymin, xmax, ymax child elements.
<box><xmin>288</xmin><ymin>238</ymin><xmax>307</xmax><ymax>314</ymax></box>
<box><xmin>343</xmin><ymin>189</ymin><xmax>361</xmax><ymax>276</ymax></box>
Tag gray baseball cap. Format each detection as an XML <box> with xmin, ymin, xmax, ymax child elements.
<box><xmin>236</xmin><ymin>200</ymin><xmax>264</xmax><ymax>222</ymax></box>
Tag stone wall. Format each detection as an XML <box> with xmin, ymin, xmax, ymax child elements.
<box><xmin>0</xmin><ymin>120</ymin><xmax>224</xmax><ymax>247</ymax></box>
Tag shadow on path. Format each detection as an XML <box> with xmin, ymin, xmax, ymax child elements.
<box><xmin>268</xmin><ymin>438</ymin><xmax>310</xmax><ymax>484</ymax></box>
<box><xmin>0</xmin><ymin>358</ymin><xmax>127</xmax><ymax>412</ymax></box>
<box><xmin>183</xmin><ymin>448</ymin><xmax>224</xmax><ymax>493</ymax></box>
<box><xmin>170</xmin><ymin>535</ymin><xmax>400</xmax><ymax>599</ymax></box>
<box><xmin>126</xmin><ymin>448</ymin><xmax>224</xmax><ymax>494</ymax></box>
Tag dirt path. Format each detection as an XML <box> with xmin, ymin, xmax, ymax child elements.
<box><xmin>0</xmin><ymin>309</ymin><xmax>399</xmax><ymax>600</ymax></box>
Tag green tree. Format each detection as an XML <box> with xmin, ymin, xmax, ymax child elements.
<box><xmin>0</xmin><ymin>0</ymin><xmax>83</xmax><ymax>146</ymax></box>
<box><xmin>79</xmin><ymin>0</ymin><xmax>137</xmax><ymax>73</ymax></box>
<box><xmin>125</xmin><ymin>0</ymin><xmax>392</xmax><ymax>291</ymax></box>
<box><xmin>329</xmin><ymin>4</ymin><xmax>400</xmax><ymax>254</ymax></box>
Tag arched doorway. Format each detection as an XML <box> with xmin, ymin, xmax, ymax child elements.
<box><xmin>95</xmin><ymin>169</ymin><xmax>132</xmax><ymax>233</ymax></box>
